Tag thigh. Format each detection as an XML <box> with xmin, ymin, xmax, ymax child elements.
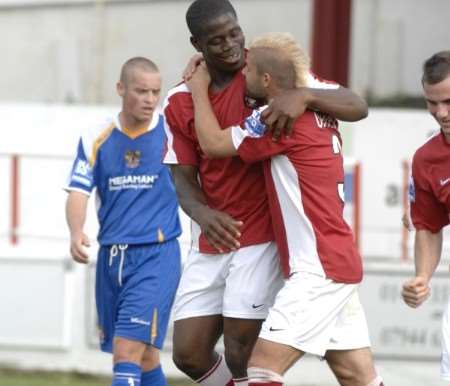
<box><xmin>173</xmin><ymin>248</ymin><xmax>231</xmax><ymax>320</ymax></box>
<box><xmin>115</xmin><ymin>241</ymin><xmax>181</xmax><ymax>350</ymax></box>
<box><xmin>173</xmin><ymin>315</ymin><xmax>223</xmax><ymax>357</ymax></box>
<box><xmin>249</xmin><ymin>338</ymin><xmax>304</xmax><ymax>375</ymax></box>
<box><xmin>223</xmin><ymin>317</ymin><xmax>262</xmax><ymax>349</ymax></box>
<box><xmin>325</xmin><ymin>347</ymin><xmax>376</xmax><ymax>386</ymax></box>
<box><xmin>223</xmin><ymin>242</ymin><xmax>283</xmax><ymax>319</ymax></box>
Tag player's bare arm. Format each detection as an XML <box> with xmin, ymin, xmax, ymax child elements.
<box><xmin>187</xmin><ymin>63</ymin><xmax>237</xmax><ymax>158</ymax></box>
<box><xmin>262</xmin><ymin>86</ymin><xmax>368</xmax><ymax>140</ymax></box>
<box><xmin>305</xmin><ymin>86</ymin><xmax>368</xmax><ymax>121</ymax></box>
<box><xmin>402</xmin><ymin>228</ymin><xmax>443</xmax><ymax>308</ymax></box>
<box><xmin>65</xmin><ymin>191</ymin><xmax>91</xmax><ymax>264</ymax></box>
<box><xmin>170</xmin><ymin>164</ymin><xmax>242</xmax><ymax>252</ymax></box>
<box><xmin>182</xmin><ymin>53</ymin><xmax>204</xmax><ymax>81</ymax></box>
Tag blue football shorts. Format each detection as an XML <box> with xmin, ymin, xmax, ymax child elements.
<box><xmin>95</xmin><ymin>239</ymin><xmax>181</xmax><ymax>352</ymax></box>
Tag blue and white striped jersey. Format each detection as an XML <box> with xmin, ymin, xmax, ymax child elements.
<box><xmin>65</xmin><ymin>111</ymin><xmax>181</xmax><ymax>246</ymax></box>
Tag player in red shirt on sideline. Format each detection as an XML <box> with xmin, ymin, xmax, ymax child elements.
<box><xmin>402</xmin><ymin>51</ymin><xmax>450</xmax><ymax>381</ymax></box>
<box><xmin>164</xmin><ymin>1</ymin><xmax>369</xmax><ymax>385</ymax></box>
<box><xmin>186</xmin><ymin>32</ymin><xmax>383</xmax><ymax>386</ymax></box>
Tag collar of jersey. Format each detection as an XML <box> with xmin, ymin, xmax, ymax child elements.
<box><xmin>115</xmin><ymin>109</ymin><xmax>159</xmax><ymax>139</ymax></box>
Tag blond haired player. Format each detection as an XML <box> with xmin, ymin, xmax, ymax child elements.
<box><xmin>186</xmin><ymin>32</ymin><xmax>383</xmax><ymax>386</ymax></box>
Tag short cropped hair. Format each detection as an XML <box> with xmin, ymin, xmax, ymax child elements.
<box><xmin>249</xmin><ymin>32</ymin><xmax>310</xmax><ymax>88</ymax></box>
<box><xmin>120</xmin><ymin>57</ymin><xmax>159</xmax><ymax>84</ymax></box>
<box><xmin>422</xmin><ymin>51</ymin><xmax>450</xmax><ymax>85</ymax></box>
<box><xmin>186</xmin><ymin>0</ymin><xmax>237</xmax><ymax>38</ymax></box>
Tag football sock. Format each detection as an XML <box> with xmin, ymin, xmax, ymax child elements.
<box><xmin>248</xmin><ymin>367</ymin><xmax>283</xmax><ymax>386</ymax></box>
<box><xmin>195</xmin><ymin>354</ymin><xmax>233</xmax><ymax>386</ymax></box>
<box><xmin>141</xmin><ymin>365</ymin><xmax>167</xmax><ymax>386</ymax></box>
<box><xmin>233</xmin><ymin>377</ymin><xmax>249</xmax><ymax>386</ymax></box>
<box><xmin>111</xmin><ymin>362</ymin><xmax>141</xmax><ymax>386</ymax></box>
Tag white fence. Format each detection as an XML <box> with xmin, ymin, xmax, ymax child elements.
<box><xmin>1</xmin><ymin>104</ymin><xmax>450</xmax><ymax>379</ymax></box>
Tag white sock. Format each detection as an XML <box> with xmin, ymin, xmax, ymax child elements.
<box><xmin>195</xmin><ymin>354</ymin><xmax>233</xmax><ymax>386</ymax></box>
<box><xmin>248</xmin><ymin>367</ymin><xmax>284</xmax><ymax>384</ymax></box>
<box><xmin>233</xmin><ymin>377</ymin><xmax>249</xmax><ymax>386</ymax></box>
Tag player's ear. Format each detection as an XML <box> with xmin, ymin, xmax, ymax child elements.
<box><xmin>116</xmin><ymin>81</ymin><xmax>125</xmax><ymax>97</ymax></box>
<box><xmin>262</xmin><ymin>72</ymin><xmax>271</xmax><ymax>87</ymax></box>
<box><xmin>190</xmin><ymin>36</ymin><xmax>202</xmax><ymax>53</ymax></box>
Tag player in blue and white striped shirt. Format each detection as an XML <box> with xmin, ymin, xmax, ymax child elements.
<box><xmin>65</xmin><ymin>57</ymin><xmax>181</xmax><ymax>386</ymax></box>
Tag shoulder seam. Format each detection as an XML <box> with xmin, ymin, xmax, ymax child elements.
<box><xmin>89</xmin><ymin>122</ymin><xmax>115</xmax><ymax>166</ymax></box>
<box><xmin>166</xmin><ymin>83</ymin><xmax>190</xmax><ymax>99</ymax></box>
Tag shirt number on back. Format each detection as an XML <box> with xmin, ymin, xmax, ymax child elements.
<box><xmin>338</xmin><ymin>182</ymin><xmax>345</xmax><ymax>202</ymax></box>
<box><xmin>332</xmin><ymin>135</ymin><xmax>342</xmax><ymax>154</ymax></box>
<box><xmin>332</xmin><ymin>135</ymin><xmax>344</xmax><ymax>202</ymax></box>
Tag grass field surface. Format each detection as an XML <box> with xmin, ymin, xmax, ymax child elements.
<box><xmin>0</xmin><ymin>369</ymin><xmax>194</xmax><ymax>386</ymax></box>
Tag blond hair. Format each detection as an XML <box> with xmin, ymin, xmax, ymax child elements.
<box><xmin>249</xmin><ymin>32</ymin><xmax>310</xmax><ymax>88</ymax></box>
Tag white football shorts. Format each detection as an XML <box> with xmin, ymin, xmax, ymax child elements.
<box><xmin>173</xmin><ymin>241</ymin><xmax>283</xmax><ymax>321</ymax></box>
<box><xmin>441</xmin><ymin>299</ymin><xmax>450</xmax><ymax>381</ymax></box>
<box><xmin>259</xmin><ymin>271</ymin><xmax>371</xmax><ymax>357</ymax></box>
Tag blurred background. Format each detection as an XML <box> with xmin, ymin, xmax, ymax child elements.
<box><xmin>0</xmin><ymin>0</ymin><xmax>449</xmax><ymax>385</ymax></box>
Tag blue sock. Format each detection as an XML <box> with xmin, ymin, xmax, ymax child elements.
<box><xmin>111</xmin><ymin>362</ymin><xmax>141</xmax><ymax>386</ymax></box>
<box><xmin>141</xmin><ymin>365</ymin><xmax>167</xmax><ymax>386</ymax></box>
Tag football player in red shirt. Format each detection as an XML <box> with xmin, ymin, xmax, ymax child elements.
<box><xmin>402</xmin><ymin>51</ymin><xmax>450</xmax><ymax>381</ymax></box>
<box><xmin>164</xmin><ymin>1</ymin><xmax>369</xmax><ymax>385</ymax></box>
<box><xmin>186</xmin><ymin>31</ymin><xmax>383</xmax><ymax>386</ymax></box>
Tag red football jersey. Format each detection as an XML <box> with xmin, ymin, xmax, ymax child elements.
<box><xmin>163</xmin><ymin>72</ymin><xmax>274</xmax><ymax>253</ymax></box>
<box><xmin>232</xmin><ymin>109</ymin><xmax>362</xmax><ymax>283</ymax></box>
<box><xmin>410</xmin><ymin>131</ymin><xmax>450</xmax><ymax>233</ymax></box>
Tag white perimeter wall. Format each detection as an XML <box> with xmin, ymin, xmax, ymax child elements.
<box><xmin>0</xmin><ymin>0</ymin><xmax>449</xmax><ymax>103</ymax></box>
<box><xmin>0</xmin><ymin>104</ymin><xmax>449</xmax><ymax>381</ymax></box>
<box><xmin>0</xmin><ymin>103</ymin><xmax>445</xmax><ymax>259</ymax></box>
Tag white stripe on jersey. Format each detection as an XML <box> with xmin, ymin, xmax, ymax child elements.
<box><xmin>270</xmin><ymin>155</ymin><xmax>326</xmax><ymax>277</ymax></box>
<box><xmin>162</xmin><ymin>115</ymin><xmax>178</xmax><ymax>164</ymax></box>
<box><xmin>164</xmin><ymin>82</ymin><xmax>190</xmax><ymax>100</ymax></box>
<box><xmin>162</xmin><ymin>83</ymin><xmax>191</xmax><ymax>165</ymax></box>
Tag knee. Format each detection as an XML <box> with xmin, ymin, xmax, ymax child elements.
<box><xmin>141</xmin><ymin>346</ymin><xmax>160</xmax><ymax>372</ymax></box>
<box><xmin>172</xmin><ymin>345</ymin><xmax>195</xmax><ymax>372</ymax></box>
<box><xmin>326</xmin><ymin>348</ymin><xmax>377</xmax><ymax>386</ymax></box>
<box><xmin>332</xmin><ymin>364</ymin><xmax>357</xmax><ymax>385</ymax></box>
<box><xmin>330</xmin><ymin>360</ymin><xmax>376</xmax><ymax>386</ymax></box>
<box><xmin>172</xmin><ymin>344</ymin><xmax>212</xmax><ymax>378</ymax></box>
<box><xmin>224</xmin><ymin>336</ymin><xmax>255</xmax><ymax>375</ymax></box>
<box><xmin>113</xmin><ymin>337</ymin><xmax>146</xmax><ymax>364</ymax></box>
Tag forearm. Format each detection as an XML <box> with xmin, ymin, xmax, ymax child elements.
<box><xmin>191</xmin><ymin>89</ymin><xmax>234</xmax><ymax>157</ymax></box>
<box><xmin>306</xmin><ymin>87</ymin><xmax>368</xmax><ymax>122</ymax></box>
<box><xmin>66</xmin><ymin>191</ymin><xmax>89</xmax><ymax>237</ymax></box>
<box><xmin>170</xmin><ymin>165</ymin><xmax>209</xmax><ymax>222</ymax></box>
<box><xmin>414</xmin><ymin>229</ymin><xmax>443</xmax><ymax>281</ymax></box>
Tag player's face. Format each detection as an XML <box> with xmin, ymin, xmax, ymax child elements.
<box><xmin>424</xmin><ymin>75</ymin><xmax>450</xmax><ymax>140</ymax></box>
<box><xmin>242</xmin><ymin>51</ymin><xmax>267</xmax><ymax>100</ymax></box>
<box><xmin>119</xmin><ymin>69</ymin><xmax>161</xmax><ymax>124</ymax></box>
<box><xmin>192</xmin><ymin>13</ymin><xmax>245</xmax><ymax>74</ymax></box>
